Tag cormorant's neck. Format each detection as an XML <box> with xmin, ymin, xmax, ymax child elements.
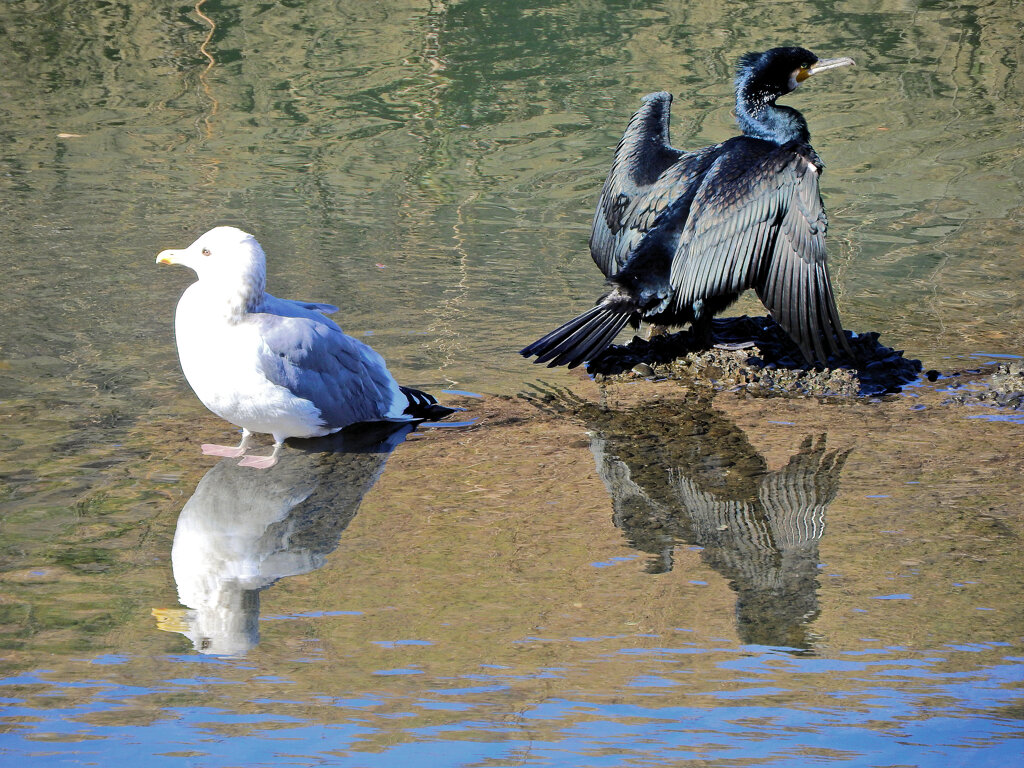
<box><xmin>735</xmin><ymin>89</ymin><xmax>810</xmax><ymax>145</ymax></box>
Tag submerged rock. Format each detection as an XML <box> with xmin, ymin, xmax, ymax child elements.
<box><xmin>587</xmin><ymin>315</ymin><xmax>922</xmax><ymax>397</ymax></box>
<box><xmin>940</xmin><ymin>361</ymin><xmax>1024</xmax><ymax>411</ymax></box>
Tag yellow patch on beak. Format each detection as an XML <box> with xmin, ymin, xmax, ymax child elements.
<box><xmin>152</xmin><ymin>607</ymin><xmax>192</xmax><ymax>633</ymax></box>
<box><xmin>795</xmin><ymin>66</ymin><xmax>812</xmax><ymax>83</ymax></box>
<box><xmin>156</xmin><ymin>249</ymin><xmax>177</xmax><ymax>265</ymax></box>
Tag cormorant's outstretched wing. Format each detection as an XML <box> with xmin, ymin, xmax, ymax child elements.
<box><xmin>590</xmin><ymin>91</ymin><xmax>687</xmax><ymax>278</ymax></box>
<box><xmin>668</xmin><ymin>140</ymin><xmax>852</xmax><ymax>362</ymax></box>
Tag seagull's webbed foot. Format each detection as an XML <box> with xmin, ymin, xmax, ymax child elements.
<box><xmin>237</xmin><ymin>442</ymin><xmax>283</xmax><ymax>469</ymax></box>
<box><xmin>237</xmin><ymin>455</ymin><xmax>278</xmax><ymax>469</ymax></box>
<box><xmin>202</xmin><ymin>444</ymin><xmax>248</xmax><ymax>458</ymax></box>
<box><xmin>202</xmin><ymin>430</ymin><xmax>252</xmax><ymax>458</ymax></box>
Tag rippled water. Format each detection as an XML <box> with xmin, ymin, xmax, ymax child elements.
<box><xmin>1</xmin><ymin>0</ymin><xmax>1022</xmax><ymax>765</ymax></box>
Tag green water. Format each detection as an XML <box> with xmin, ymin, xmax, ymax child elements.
<box><xmin>0</xmin><ymin>1</ymin><xmax>1022</xmax><ymax>765</ymax></box>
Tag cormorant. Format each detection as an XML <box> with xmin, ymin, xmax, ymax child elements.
<box><xmin>521</xmin><ymin>47</ymin><xmax>856</xmax><ymax>368</ymax></box>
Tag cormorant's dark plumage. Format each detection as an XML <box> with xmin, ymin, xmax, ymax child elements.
<box><xmin>521</xmin><ymin>46</ymin><xmax>856</xmax><ymax>368</ymax></box>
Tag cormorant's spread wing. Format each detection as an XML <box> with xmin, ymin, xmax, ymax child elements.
<box><xmin>669</xmin><ymin>141</ymin><xmax>849</xmax><ymax>362</ymax></box>
<box><xmin>590</xmin><ymin>92</ymin><xmax>687</xmax><ymax>277</ymax></box>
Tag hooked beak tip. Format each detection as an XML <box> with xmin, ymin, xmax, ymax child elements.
<box><xmin>808</xmin><ymin>56</ymin><xmax>856</xmax><ymax>76</ymax></box>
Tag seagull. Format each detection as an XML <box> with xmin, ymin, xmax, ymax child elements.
<box><xmin>157</xmin><ymin>226</ymin><xmax>453</xmax><ymax>468</ymax></box>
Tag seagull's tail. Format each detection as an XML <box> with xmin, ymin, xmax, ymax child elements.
<box><xmin>399</xmin><ymin>386</ymin><xmax>456</xmax><ymax>421</ymax></box>
<box><xmin>520</xmin><ymin>303</ymin><xmax>635</xmax><ymax>369</ymax></box>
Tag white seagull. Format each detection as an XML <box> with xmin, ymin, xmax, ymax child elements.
<box><xmin>157</xmin><ymin>226</ymin><xmax>452</xmax><ymax>468</ymax></box>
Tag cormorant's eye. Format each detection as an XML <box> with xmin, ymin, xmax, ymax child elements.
<box><xmin>201</xmin><ymin>248</ymin><xmax>211</xmax><ymax>256</ymax></box>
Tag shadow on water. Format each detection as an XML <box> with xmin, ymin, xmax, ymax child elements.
<box><xmin>526</xmin><ymin>386</ymin><xmax>851</xmax><ymax>650</ymax></box>
<box><xmin>153</xmin><ymin>421</ymin><xmax>415</xmax><ymax>657</ymax></box>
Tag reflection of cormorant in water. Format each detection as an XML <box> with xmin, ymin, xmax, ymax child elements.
<box><xmin>534</xmin><ymin>388</ymin><xmax>850</xmax><ymax>650</ymax></box>
<box><xmin>153</xmin><ymin>422</ymin><xmax>413</xmax><ymax>656</ymax></box>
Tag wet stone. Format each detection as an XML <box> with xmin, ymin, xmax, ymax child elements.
<box><xmin>940</xmin><ymin>361</ymin><xmax>1024</xmax><ymax>411</ymax></box>
<box><xmin>586</xmin><ymin>315</ymin><xmax>923</xmax><ymax>398</ymax></box>
<box><xmin>631</xmin><ymin>363</ymin><xmax>656</xmax><ymax>378</ymax></box>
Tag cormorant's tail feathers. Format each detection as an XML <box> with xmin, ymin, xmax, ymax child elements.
<box><xmin>520</xmin><ymin>305</ymin><xmax>634</xmax><ymax>369</ymax></box>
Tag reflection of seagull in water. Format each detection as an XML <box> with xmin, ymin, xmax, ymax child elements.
<box><xmin>529</xmin><ymin>387</ymin><xmax>850</xmax><ymax>649</ymax></box>
<box><xmin>153</xmin><ymin>422</ymin><xmax>412</xmax><ymax>656</ymax></box>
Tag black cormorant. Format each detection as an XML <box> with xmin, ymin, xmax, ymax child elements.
<box><xmin>521</xmin><ymin>46</ymin><xmax>856</xmax><ymax>368</ymax></box>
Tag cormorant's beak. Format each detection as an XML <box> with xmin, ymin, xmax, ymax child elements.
<box><xmin>798</xmin><ymin>56</ymin><xmax>856</xmax><ymax>82</ymax></box>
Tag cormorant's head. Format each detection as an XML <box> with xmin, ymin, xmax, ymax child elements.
<box><xmin>735</xmin><ymin>47</ymin><xmax>855</xmax><ymax>104</ymax></box>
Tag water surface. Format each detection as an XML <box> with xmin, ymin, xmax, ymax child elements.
<box><xmin>1</xmin><ymin>0</ymin><xmax>1022</xmax><ymax>765</ymax></box>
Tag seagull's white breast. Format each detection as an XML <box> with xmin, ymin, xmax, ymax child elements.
<box><xmin>174</xmin><ymin>285</ymin><xmax>330</xmax><ymax>439</ymax></box>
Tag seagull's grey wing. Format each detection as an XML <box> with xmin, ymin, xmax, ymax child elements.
<box><xmin>297</xmin><ymin>300</ymin><xmax>339</xmax><ymax>315</ymax></box>
<box><xmin>590</xmin><ymin>92</ymin><xmax>689</xmax><ymax>277</ymax></box>
<box><xmin>261</xmin><ymin>294</ymin><xmax>340</xmax><ymax>321</ymax></box>
<box><xmin>250</xmin><ymin>314</ymin><xmax>401</xmax><ymax>428</ymax></box>
<box><xmin>669</xmin><ymin>142</ymin><xmax>850</xmax><ymax>362</ymax></box>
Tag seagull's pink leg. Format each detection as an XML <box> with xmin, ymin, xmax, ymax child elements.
<box><xmin>237</xmin><ymin>441</ymin><xmax>283</xmax><ymax>469</ymax></box>
<box><xmin>201</xmin><ymin>429</ymin><xmax>252</xmax><ymax>458</ymax></box>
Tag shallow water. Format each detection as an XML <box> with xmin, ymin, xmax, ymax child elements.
<box><xmin>1</xmin><ymin>1</ymin><xmax>1022</xmax><ymax>765</ymax></box>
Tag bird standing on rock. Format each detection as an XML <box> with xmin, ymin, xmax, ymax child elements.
<box><xmin>521</xmin><ymin>46</ymin><xmax>856</xmax><ymax>369</ymax></box>
<box><xmin>157</xmin><ymin>226</ymin><xmax>453</xmax><ymax>468</ymax></box>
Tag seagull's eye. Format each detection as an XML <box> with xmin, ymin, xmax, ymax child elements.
<box><xmin>201</xmin><ymin>248</ymin><xmax>211</xmax><ymax>256</ymax></box>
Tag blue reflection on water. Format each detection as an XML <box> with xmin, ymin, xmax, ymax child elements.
<box><xmin>967</xmin><ymin>411</ymin><xmax>1024</xmax><ymax>424</ymax></box>
<box><xmin>441</xmin><ymin>390</ymin><xmax>484</xmax><ymax>399</ymax></box>
<box><xmin>591</xmin><ymin>554</ymin><xmax>641</xmax><ymax>568</ymax></box>
<box><xmin>373</xmin><ymin>640</ymin><xmax>434</xmax><ymax>648</ymax></box>
<box><xmin>263</xmin><ymin>610</ymin><xmax>364</xmax><ymax>619</ymax></box>
<box><xmin>1</xmin><ymin>646</ymin><xmax>1022</xmax><ymax>767</ymax></box>
<box><xmin>0</xmin><ymin>651</ymin><xmax>1019</xmax><ymax>765</ymax></box>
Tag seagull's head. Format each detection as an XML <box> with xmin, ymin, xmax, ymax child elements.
<box><xmin>157</xmin><ymin>226</ymin><xmax>267</xmax><ymax>306</ymax></box>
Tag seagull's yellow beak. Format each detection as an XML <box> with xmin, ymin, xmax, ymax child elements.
<box><xmin>156</xmin><ymin>249</ymin><xmax>179</xmax><ymax>265</ymax></box>
<box><xmin>152</xmin><ymin>607</ymin><xmax>192</xmax><ymax>633</ymax></box>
